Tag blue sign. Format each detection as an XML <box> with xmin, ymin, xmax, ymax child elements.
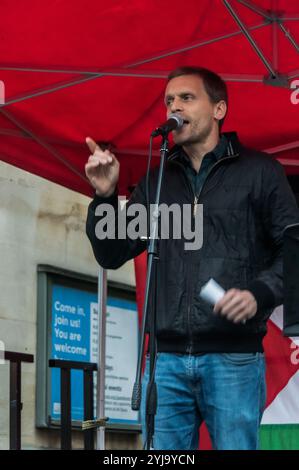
<box><xmin>50</xmin><ymin>283</ymin><xmax>139</xmax><ymax>426</ymax></box>
<box><xmin>50</xmin><ymin>284</ymin><xmax>97</xmax><ymax>421</ymax></box>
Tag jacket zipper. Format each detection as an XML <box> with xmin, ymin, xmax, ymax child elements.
<box><xmin>193</xmin><ymin>195</ymin><xmax>198</xmax><ymax>217</ymax></box>
<box><xmin>193</xmin><ymin>154</ymin><xmax>239</xmax><ymax>212</ymax></box>
<box><xmin>170</xmin><ymin>151</ymin><xmax>239</xmax><ymax>354</ymax></box>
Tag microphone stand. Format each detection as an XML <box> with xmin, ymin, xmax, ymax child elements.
<box><xmin>131</xmin><ymin>132</ymin><xmax>169</xmax><ymax>450</ymax></box>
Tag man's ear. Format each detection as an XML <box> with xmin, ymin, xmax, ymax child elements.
<box><xmin>214</xmin><ymin>100</ymin><xmax>227</xmax><ymax>122</ymax></box>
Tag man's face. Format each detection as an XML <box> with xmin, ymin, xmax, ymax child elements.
<box><xmin>164</xmin><ymin>74</ymin><xmax>220</xmax><ymax>146</ymax></box>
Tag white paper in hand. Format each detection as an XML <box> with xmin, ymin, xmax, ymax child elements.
<box><xmin>199</xmin><ymin>278</ymin><xmax>226</xmax><ymax>306</ymax></box>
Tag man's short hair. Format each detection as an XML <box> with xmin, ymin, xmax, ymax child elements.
<box><xmin>167</xmin><ymin>66</ymin><xmax>228</xmax><ymax>129</ymax></box>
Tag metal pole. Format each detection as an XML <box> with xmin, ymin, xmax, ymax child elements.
<box><xmin>279</xmin><ymin>22</ymin><xmax>299</xmax><ymax>53</ymax></box>
<box><xmin>96</xmin><ymin>268</ymin><xmax>107</xmax><ymax>450</ymax></box>
<box><xmin>223</xmin><ymin>0</ymin><xmax>276</xmax><ymax>77</ymax></box>
<box><xmin>9</xmin><ymin>361</ymin><xmax>21</xmax><ymax>450</ymax></box>
<box><xmin>60</xmin><ymin>367</ymin><xmax>72</xmax><ymax>450</ymax></box>
<box><xmin>6</xmin><ymin>351</ymin><xmax>33</xmax><ymax>450</ymax></box>
<box><xmin>272</xmin><ymin>0</ymin><xmax>279</xmax><ymax>72</ymax></box>
<box><xmin>131</xmin><ymin>135</ymin><xmax>169</xmax><ymax>449</ymax></box>
<box><xmin>236</xmin><ymin>0</ymin><xmax>273</xmax><ymax>20</ymax></box>
<box><xmin>288</xmin><ymin>69</ymin><xmax>299</xmax><ymax>80</ymax></box>
<box><xmin>0</xmin><ymin>108</ymin><xmax>87</xmax><ymax>182</ymax></box>
<box><xmin>0</xmin><ymin>21</ymin><xmax>267</xmax><ymax>76</ymax></box>
<box><xmin>84</xmin><ymin>369</ymin><xmax>95</xmax><ymax>450</ymax></box>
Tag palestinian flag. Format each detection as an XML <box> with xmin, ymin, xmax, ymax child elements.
<box><xmin>260</xmin><ymin>305</ymin><xmax>299</xmax><ymax>450</ymax></box>
<box><xmin>134</xmin><ymin>254</ymin><xmax>299</xmax><ymax>450</ymax></box>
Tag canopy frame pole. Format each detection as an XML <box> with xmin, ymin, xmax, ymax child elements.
<box><xmin>272</xmin><ymin>1</ymin><xmax>279</xmax><ymax>72</ymax></box>
<box><xmin>236</xmin><ymin>0</ymin><xmax>273</xmax><ymax>20</ymax></box>
<box><xmin>127</xmin><ymin>22</ymin><xmax>268</xmax><ymax>67</ymax></box>
<box><xmin>265</xmin><ymin>141</ymin><xmax>299</xmax><ymax>154</ymax></box>
<box><xmin>281</xmin><ymin>17</ymin><xmax>299</xmax><ymax>22</ymax></box>
<box><xmin>0</xmin><ymin>74</ymin><xmax>105</xmax><ymax>108</ymax></box>
<box><xmin>223</xmin><ymin>0</ymin><xmax>276</xmax><ymax>77</ymax></box>
<box><xmin>278</xmin><ymin>22</ymin><xmax>299</xmax><ymax>54</ymax></box>
<box><xmin>0</xmin><ymin>18</ymin><xmax>270</xmax><ymax>108</ymax></box>
<box><xmin>0</xmin><ymin>108</ymin><xmax>87</xmax><ymax>181</ymax></box>
<box><xmin>0</xmin><ymin>3</ymin><xmax>296</xmax><ymax>105</ymax></box>
<box><xmin>0</xmin><ymin>66</ymin><xmax>268</xmax><ymax>109</ymax></box>
<box><xmin>276</xmin><ymin>159</ymin><xmax>299</xmax><ymax>167</ymax></box>
<box><xmin>288</xmin><ymin>69</ymin><xmax>299</xmax><ymax>80</ymax></box>
<box><xmin>237</xmin><ymin>0</ymin><xmax>299</xmax><ymax>72</ymax></box>
<box><xmin>0</xmin><ymin>21</ymin><xmax>268</xmax><ymax>77</ymax></box>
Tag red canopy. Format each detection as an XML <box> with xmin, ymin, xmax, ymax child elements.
<box><xmin>0</xmin><ymin>0</ymin><xmax>298</xmax><ymax>196</ymax></box>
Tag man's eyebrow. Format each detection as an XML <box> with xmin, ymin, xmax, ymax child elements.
<box><xmin>164</xmin><ymin>91</ymin><xmax>196</xmax><ymax>102</ymax></box>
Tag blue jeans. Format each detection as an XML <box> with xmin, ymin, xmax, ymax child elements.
<box><xmin>141</xmin><ymin>352</ymin><xmax>266</xmax><ymax>450</ymax></box>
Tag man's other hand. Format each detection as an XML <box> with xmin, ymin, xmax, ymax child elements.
<box><xmin>213</xmin><ymin>289</ymin><xmax>257</xmax><ymax>324</ymax></box>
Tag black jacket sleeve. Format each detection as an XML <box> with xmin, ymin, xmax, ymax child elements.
<box><xmin>86</xmin><ymin>180</ymin><xmax>147</xmax><ymax>269</ymax></box>
<box><xmin>247</xmin><ymin>159</ymin><xmax>299</xmax><ymax>310</ymax></box>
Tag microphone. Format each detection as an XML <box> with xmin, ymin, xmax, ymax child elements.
<box><xmin>151</xmin><ymin>113</ymin><xmax>184</xmax><ymax>137</ymax></box>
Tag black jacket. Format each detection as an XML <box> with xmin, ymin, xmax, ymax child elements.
<box><xmin>86</xmin><ymin>132</ymin><xmax>299</xmax><ymax>353</ymax></box>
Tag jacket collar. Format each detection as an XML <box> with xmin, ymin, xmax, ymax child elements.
<box><xmin>168</xmin><ymin>131</ymin><xmax>241</xmax><ymax>162</ymax></box>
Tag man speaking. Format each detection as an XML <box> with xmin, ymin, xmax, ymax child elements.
<box><xmin>85</xmin><ymin>66</ymin><xmax>299</xmax><ymax>450</ymax></box>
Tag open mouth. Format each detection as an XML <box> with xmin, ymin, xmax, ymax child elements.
<box><xmin>181</xmin><ymin>120</ymin><xmax>189</xmax><ymax>129</ymax></box>
<box><xmin>173</xmin><ymin>119</ymin><xmax>189</xmax><ymax>133</ymax></box>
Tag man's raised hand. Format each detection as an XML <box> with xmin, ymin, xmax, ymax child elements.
<box><xmin>85</xmin><ymin>137</ymin><xmax>120</xmax><ymax>197</ymax></box>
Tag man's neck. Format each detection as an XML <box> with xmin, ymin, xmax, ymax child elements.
<box><xmin>183</xmin><ymin>132</ymin><xmax>220</xmax><ymax>172</ymax></box>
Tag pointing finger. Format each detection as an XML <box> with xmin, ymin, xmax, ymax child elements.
<box><xmin>86</xmin><ymin>136</ymin><xmax>100</xmax><ymax>154</ymax></box>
